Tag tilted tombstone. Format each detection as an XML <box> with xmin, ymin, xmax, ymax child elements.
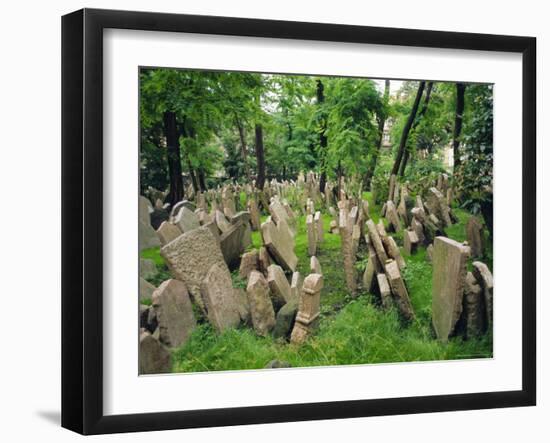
<box><xmin>139</xmin><ymin>277</ymin><xmax>156</xmax><ymax>302</ymax></box>
<box><xmin>174</xmin><ymin>206</ymin><xmax>200</xmax><ymax>233</ymax></box>
<box><xmin>431</xmin><ymin>236</ymin><xmax>470</xmax><ymax>341</ymax></box>
<box><xmin>290</xmin><ymin>271</ymin><xmax>302</xmax><ymax>302</ymax></box>
<box><xmin>139</xmin><ymin>219</ymin><xmax>161</xmax><ymax>251</ymax></box>
<box><xmin>366</xmin><ymin>219</ymin><xmax>389</xmax><ymax>264</ymax></box>
<box><xmin>403</xmin><ymin>229</ymin><xmax>419</xmax><ymax>255</ymax></box>
<box><xmin>385</xmin><ymin>200</ymin><xmax>402</xmax><ymax>232</ymax></box>
<box><xmin>246</xmin><ymin>271</ymin><xmax>276</xmax><ymax>336</ymax></box>
<box><xmin>463</xmin><ymin>271</ymin><xmax>485</xmax><ymax>338</ymax></box>
<box><xmin>214</xmin><ymin>210</ymin><xmax>232</xmax><ymax>234</ymax></box>
<box><xmin>314</xmin><ymin>211</ymin><xmax>324</xmax><ymax>243</ymax></box>
<box><xmin>310</xmin><ymin>256</ymin><xmax>322</xmax><ymax>275</ymax></box>
<box><xmin>219</xmin><ymin>221</ymin><xmax>247</xmax><ymax>270</ymax></box>
<box><xmin>339</xmin><ymin>209</ymin><xmax>357</xmax><ymax>294</ymax></box>
<box><xmin>200</xmin><ymin>263</ymin><xmax>242</xmax><ymax>333</ymax></box>
<box><xmin>472</xmin><ymin>261</ymin><xmax>494</xmax><ymax>332</ymax></box>
<box><xmin>377</xmin><ymin>273</ymin><xmax>393</xmax><ymax>310</ymax></box>
<box><xmin>267</xmin><ymin>264</ymin><xmax>292</xmax><ymax>309</ymax></box>
<box><xmin>247</xmin><ymin>198</ymin><xmax>261</xmax><ymax>231</ymax></box>
<box><xmin>426</xmin><ymin>187</ymin><xmax>452</xmax><ymax>227</ymax></box>
<box><xmin>385</xmin><ymin>259</ymin><xmax>415</xmax><ymax>321</ymax></box>
<box><xmin>239</xmin><ymin>249</ymin><xmax>259</xmax><ymax>279</ymax></box>
<box><xmin>139</xmin><ymin>331</ymin><xmax>171</xmax><ymax>374</ymax></box>
<box><xmin>156</xmin><ymin>221</ymin><xmax>182</xmax><ymax>246</ymax></box>
<box><xmin>261</xmin><ymin>219</ymin><xmax>298</xmax><ymax>272</ymax></box>
<box><xmin>382</xmin><ymin>235</ymin><xmax>406</xmax><ymax>270</ymax></box>
<box><xmin>160</xmin><ymin>226</ymin><xmax>229</xmax><ymax>313</ymax></box>
<box><xmin>411</xmin><ymin>218</ymin><xmax>426</xmax><ymax>245</ymax></box>
<box><xmin>170</xmin><ymin>200</ymin><xmax>196</xmax><ymax>220</ymax></box>
<box><xmin>258</xmin><ymin>246</ymin><xmax>272</xmax><ymax>277</ymax></box>
<box><xmin>466</xmin><ymin>216</ymin><xmax>484</xmax><ymax>258</ymax></box>
<box><xmin>152</xmin><ymin>279</ymin><xmax>196</xmax><ymax>348</ymax></box>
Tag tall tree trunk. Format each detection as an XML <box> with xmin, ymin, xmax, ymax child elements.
<box><xmin>163</xmin><ymin>111</ymin><xmax>184</xmax><ymax>206</ymax></box>
<box><xmin>198</xmin><ymin>169</ymin><xmax>207</xmax><ymax>192</ymax></box>
<box><xmin>316</xmin><ymin>79</ymin><xmax>328</xmax><ymax>193</ymax></box>
<box><xmin>391</xmin><ymin>81</ymin><xmax>426</xmax><ymax>176</ymax></box>
<box><xmin>364</xmin><ymin>79</ymin><xmax>390</xmax><ymax>190</ymax></box>
<box><xmin>453</xmin><ymin>83</ymin><xmax>466</xmax><ymax>169</ymax></box>
<box><xmin>235</xmin><ymin>116</ymin><xmax>251</xmax><ymax>182</ymax></box>
<box><xmin>399</xmin><ymin>81</ymin><xmax>434</xmax><ymax>176</ymax></box>
<box><xmin>254</xmin><ymin>124</ymin><xmax>266</xmax><ymax>191</ymax></box>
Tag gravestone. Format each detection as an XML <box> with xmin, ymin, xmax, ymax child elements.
<box><xmin>306</xmin><ymin>214</ymin><xmax>317</xmax><ymax>256</ymax></box>
<box><xmin>385</xmin><ymin>259</ymin><xmax>415</xmax><ymax>321</ymax></box>
<box><xmin>464</xmin><ymin>271</ymin><xmax>485</xmax><ymax>338</ymax></box>
<box><xmin>267</xmin><ymin>264</ymin><xmax>292</xmax><ymax>309</ymax></box>
<box><xmin>362</xmin><ymin>252</ymin><xmax>377</xmax><ymax>293</ymax></box>
<box><xmin>269</xmin><ymin>200</ymin><xmax>296</xmax><ymax>236</ymax></box>
<box><xmin>466</xmin><ymin>216</ymin><xmax>484</xmax><ymax>258</ymax></box>
<box><xmin>339</xmin><ymin>210</ymin><xmax>357</xmax><ymax>294</ymax></box>
<box><xmin>239</xmin><ymin>249</ymin><xmax>259</xmax><ymax>279</ymax></box>
<box><xmin>290</xmin><ymin>271</ymin><xmax>302</xmax><ymax>302</ymax></box>
<box><xmin>258</xmin><ymin>246</ymin><xmax>272</xmax><ymax>276</ymax></box>
<box><xmin>214</xmin><ymin>210</ymin><xmax>232</xmax><ymax>234</ymax></box>
<box><xmin>403</xmin><ymin>229</ymin><xmax>419</xmax><ymax>255</ymax></box>
<box><xmin>310</xmin><ymin>256</ymin><xmax>322</xmax><ymax>275</ymax></box>
<box><xmin>200</xmin><ymin>263</ymin><xmax>241</xmax><ymax>333</ymax></box>
<box><xmin>377</xmin><ymin>273</ymin><xmax>392</xmax><ymax>309</ymax></box>
<box><xmin>246</xmin><ymin>271</ymin><xmax>276</xmax><ymax>336</ymax></box>
<box><xmin>152</xmin><ymin>279</ymin><xmax>196</xmax><ymax>348</ymax></box>
<box><xmin>139</xmin><ymin>195</ymin><xmax>153</xmax><ymax>225</ymax></box>
<box><xmin>261</xmin><ymin>219</ymin><xmax>298</xmax><ymax>272</ymax></box>
<box><xmin>366</xmin><ymin>220</ymin><xmax>388</xmax><ymax>263</ymax></box>
<box><xmin>160</xmin><ymin>226</ymin><xmax>229</xmax><ymax>312</ymax></box>
<box><xmin>426</xmin><ymin>187</ymin><xmax>452</xmax><ymax>227</ymax></box>
<box><xmin>234</xmin><ymin>288</ymin><xmax>251</xmax><ymax>325</ymax></box>
<box><xmin>139</xmin><ymin>219</ymin><xmax>161</xmax><ymax>251</ymax></box>
<box><xmin>411</xmin><ymin>218</ymin><xmax>425</xmax><ymax>245</ymax></box>
<box><xmin>139</xmin><ymin>277</ymin><xmax>156</xmax><ymax>302</ymax></box>
<box><xmin>291</xmin><ymin>273</ymin><xmax>323</xmax><ymax>344</ymax></box>
<box><xmin>385</xmin><ymin>201</ymin><xmax>402</xmax><ymax>232</ymax></box>
<box><xmin>140</xmin><ymin>258</ymin><xmax>157</xmax><ymax>280</ymax></box>
<box><xmin>156</xmin><ymin>221</ymin><xmax>182</xmax><ymax>246</ymax></box>
<box><xmin>219</xmin><ymin>221</ymin><xmax>247</xmax><ymax>269</ymax></box>
<box><xmin>247</xmin><ymin>198</ymin><xmax>261</xmax><ymax>231</ymax></box>
<box><xmin>426</xmin><ymin>243</ymin><xmax>434</xmax><ymax>262</ymax></box>
<box><xmin>139</xmin><ymin>331</ymin><xmax>171</xmax><ymax>374</ymax></box>
<box><xmin>170</xmin><ymin>200</ymin><xmax>196</xmax><ymax>220</ymax></box>
<box><xmin>472</xmin><ymin>261</ymin><xmax>494</xmax><ymax>331</ymax></box>
<box><xmin>329</xmin><ymin>220</ymin><xmax>339</xmax><ymax>234</ymax></box>
<box><xmin>174</xmin><ymin>206</ymin><xmax>200</xmax><ymax>233</ymax></box>
<box><xmin>272</xmin><ymin>298</ymin><xmax>298</xmax><ymax>340</ymax></box>
<box><xmin>314</xmin><ymin>211</ymin><xmax>324</xmax><ymax>243</ymax></box>
<box><xmin>431</xmin><ymin>236</ymin><xmax>470</xmax><ymax>341</ymax></box>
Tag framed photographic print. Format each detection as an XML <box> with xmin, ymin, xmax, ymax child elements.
<box><xmin>61</xmin><ymin>8</ymin><xmax>536</xmax><ymax>435</ymax></box>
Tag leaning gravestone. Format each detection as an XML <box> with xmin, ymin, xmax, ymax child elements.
<box><xmin>472</xmin><ymin>261</ymin><xmax>494</xmax><ymax>331</ymax></box>
<box><xmin>152</xmin><ymin>279</ymin><xmax>196</xmax><ymax>348</ymax></box>
<box><xmin>432</xmin><ymin>236</ymin><xmax>470</xmax><ymax>341</ymax></box>
<box><xmin>366</xmin><ymin>219</ymin><xmax>388</xmax><ymax>263</ymax></box>
<box><xmin>219</xmin><ymin>221</ymin><xmax>246</xmax><ymax>269</ymax></box>
<box><xmin>377</xmin><ymin>273</ymin><xmax>393</xmax><ymax>310</ymax></box>
<box><xmin>290</xmin><ymin>273</ymin><xmax>323</xmax><ymax>344</ymax></box>
<box><xmin>246</xmin><ymin>271</ymin><xmax>276</xmax><ymax>336</ymax></box>
<box><xmin>261</xmin><ymin>219</ymin><xmax>298</xmax><ymax>272</ymax></box>
<box><xmin>156</xmin><ymin>221</ymin><xmax>182</xmax><ymax>246</ymax></box>
<box><xmin>306</xmin><ymin>214</ymin><xmax>317</xmax><ymax>256</ymax></box>
<box><xmin>139</xmin><ymin>219</ymin><xmax>161</xmax><ymax>251</ymax></box>
<box><xmin>466</xmin><ymin>216</ymin><xmax>484</xmax><ymax>258</ymax></box>
<box><xmin>139</xmin><ymin>195</ymin><xmax>153</xmax><ymax>225</ymax></box>
<box><xmin>464</xmin><ymin>271</ymin><xmax>485</xmax><ymax>338</ymax></box>
<box><xmin>385</xmin><ymin>200</ymin><xmax>402</xmax><ymax>232</ymax></box>
<box><xmin>239</xmin><ymin>249</ymin><xmax>259</xmax><ymax>279</ymax></box>
<box><xmin>174</xmin><ymin>206</ymin><xmax>200</xmax><ymax>233</ymax></box>
<box><xmin>139</xmin><ymin>277</ymin><xmax>156</xmax><ymax>302</ymax></box>
<box><xmin>214</xmin><ymin>210</ymin><xmax>232</xmax><ymax>234</ymax></box>
<box><xmin>272</xmin><ymin>298</ymin><xmax>298</xmax><ymax>340</ymax></box>
<box><xmin>385</xmin><ymin>259</ymin><xmax>415</xmax><ymax>321</ymax></box>
<box><xmin>161</xmin><ymin>226</ymin><xmax>229</xmax><ymax>312</ymax></box>
<box><xmin>170</xmin><ymin>199</ymin><xmax>196</xmax><ymax>220</ymax></box>
<box><xmin>267</xmin><ymin>264</ymin><xmax>292</xmax><ymax>309</ymax></box>
<box><xmin>200</xmin><ymin>263</ymin><xmax>242</xmax><ymax>333</ymax></box>
<box><xmin>139</xmin><ymin>331</ymin><xmax>171</xmax><ymax>374</ymax></box>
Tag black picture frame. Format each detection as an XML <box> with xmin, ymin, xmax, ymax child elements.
<box><xmin>61</xmin><ymin>8</ymin><xmax>537</xmax><ymax>435</ymax></box>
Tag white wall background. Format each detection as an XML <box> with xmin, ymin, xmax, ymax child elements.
<box><xmin>0</xmin><ymin>1</ymin><xmax>545</xmax><ymax>441</ymax></box>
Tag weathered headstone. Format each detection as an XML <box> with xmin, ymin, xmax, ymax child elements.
<box><xmin>426</xmin><ymin>243</ymin><xmax>434</xmax><ymax>262</ymax></box>
<box><xmin>463</xmin><ymin>271</ymin><xmax>485</xmax><ymax>338</ymax></box>
<box><xmin>219</xmin><ymin>221</ymin><xmax>247</xmax><ymax>269</ymax></box>
<box><xmin>174</xmin><ymin>206</ymin><xmax>200</xmax><ymax>233</ymax></box>
<box><xmin>329</xmin><ymin>220</ymin><xmax>339</xmax><ymax>234</ymax></box>
<box><xmin>290</xmin><ymin>273</ymin><xmax>323</xmax><ymax>344</ymax></box>
<box><xmin>385</xmin><ymin>201</ymin><xmax>402</xmax><ymax>232</ymax></box>
<box><xmin>466</xmin><ymin>216</ymin><xmax>484</xmax><ymax>258</ymax></box>
<box><xmin>239</xmin><ymin>249</ymin><xmax>259</xmax><ymax>279</ymax></box>
<box><xmin>139</xmin><ymin>277</ymin><xmax>156</xmax><ymax>302</ymax></box>
<box><xmin>411</xmin><ymin>218</ymin><xmax>425</xmax><ymax>245</ymax></box>
<box><xmin>366</xmin><ymin>219</ymin><xmax>388</xmax><ymax>264</ymax></box>
<box><xmin>247</xmin><ymin>198</ymin><xmax>261</xmax><ymax>231</ymax></box>
<box><xmin>246</xmin><ymin>271</ymin><xmax>276</xmax><ymax>336</ymax></box>
<box><xmin>152</xmin><ymin>279</ymin><xmax>196</xmax><ymax>348</ymax></box>
<box><xmin>377</xmin><ymin>273</ymin><xmax>392</xmax><ymax>309</ymax></box>
<box><xmin>314</xmin><ymin>211</ymin><xmax>324</xmax><ymax>243</ymax></box>
<box><xmin>160</xmin><ymin>226</ymin><xmax>229</xmax><ymax>312</ymax></box>
<box><xmin>139</xmin><ymin>219</ymin><xmax>161</xmax><ymax>251</ymax></box>
<box><xmin>273</xmin><ymin>298</ymin><xmax>298</xmax><ymax>340</ymax></box>
<box><xmin>139</xmin><ymin>331</ymin><xmax>171</xmax><ymax>374</ymax></box>
<box><xmin>472</xmin><ymin>261</ymin><xmax>493</xmax><ymax>331</ymax></box>
<box><xmin>214</xmin><ymin>210</ymin><xmax>232</xmax><ymax>234</ymax></box>
<box><xmin>306</xmin><ymin>214</ymin><xmax>317</xmax><ymax>256</ymax></box>
<box><xmin>290</xmin><ymin>271</ymin><xmax>302</xmax><ymax>302</ymax></box>
<box><xmin>426</xmin><ymin>187</ymin><xmax>452</xmax><ymax>227</ymax></box>
<box><xmin>431</xmin><ymin>236</ymin><xmax>470</xmax><ymax>341</ymax></box>
<box><xmin>258</xmin><ymin>246</ymin><xmax>272</xmax><ymax>276</ymax></box>
<box><xmin>156</xmin><ymin>221</ymin><xmax>182</xmax><ymax>246</ymax></box>
<box><xmin>267</xmin><ymin>264</ymin><xmax>292</xmax><ymax>308</ymax></box>
<box><xmin>385</xmin><ymin>259</ymin><xmax>415</xmax><ymax>321</ymax></box>
<box><xmin>139</xmin><ymin>195</ymin><xmax>153</xmax><ymax>225</ymax></box>
<box><xmin>310</xmin><ymin>256</ymin><xmax>322</xmax><ymax>275</ymax></box>
<box><xmin>381</xmin><ymin>235</ymin><xmax>406</xmax><ymax>270</ymax></box>
<box><xmin>339</xmin><ymin>210</ymin><xmax>357</xmax><ymax>294</ymax></box>
<box><xmin>200</xmin><ymin>263</ymin><xmax>241</xmax><ymax>333</ymax></box>
<box><xmin>261</xmin><ymin>219</ymin><xmax>298</xmax><ymax>272</ymax></box>
<box><xmin>403</xmin><ymin>229</ymin><xmax>419</xmax><ymax>255</ymax></box>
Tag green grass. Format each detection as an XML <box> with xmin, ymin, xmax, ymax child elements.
<box><xmin>140</xmin><ymin>247</ymin><xmax>171</xmax><ymax>287</ymax></box>
<box><xmin>169</xmin><ymin>199</ymin><xmax>493</xmax><ymax>373</ymax></box>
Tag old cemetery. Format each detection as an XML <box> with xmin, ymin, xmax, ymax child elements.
<box><xmin>139</xmin><ymin>172</ymin><xmax>493</xmax><ymax>374</ymax></box>
<box><xmin>139</xmin><ymin>71</ymin><xmax>494</xmax><ymax>373</ymax></box>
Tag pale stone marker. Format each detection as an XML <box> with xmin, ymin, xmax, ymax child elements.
<box><xmin>376</xmin><ymin>273</ymin><xmax>392</xmax><ymax>309</ymax></box>
<box><xmin>139</xmin><ymin>331</ymin><xmax>171</xmax><ymax>374</ymax></box>
<box><xmin>385</xmin><ymin>259</ymin><xmax>415</xmax><ymax>321</ymax></box>
<box><xmin>464</xmin><ymin>271</ymin><xmax>485</xmax><ymax>338</ymax></box>
<box><xmin>310</xmin><ymin>256</ymin><xmax>322</xmax><ymax>275</ymax></box>
<box><xmin>139</xmin><ymin>277</ymin><xmax>156</xmax><ymax>302</ymax></box>
<box><xmin>472</xmin><ymin>261</ymin><xmax>494</xmax><ymax>331</ymax></box>
<box><xmin>152</xmin><ymin>279</ymin><xmax>196</xmax><ymax>348</ymax></box>
<box><xmin>239</xmin><ymin>249</ymin><xmax>259</xmax><ymax>279</ymax></box>
<box><xmin>139</xmin><ymin>219</ymin><xmax>161</xmax><ymax>251</ymax></box>
<box><xmin>339</xmin><ymin>210</ymin><xmax>357</xmax><ymax>294</ymax></box>
<box><xmin>411</xmin><ymin>218</ymin><xmax>425</xmax><ymax>245</ymax></box>
<box><xmin>200</xmin><ymin>263</ymin><xmax>241</xmax><ymax>333</ymax></box>
<box><xmin>290</xmin><ymin>271</ymin><xmax>302</xmax><ymax>302</ymax></box>
<box><xmin>314</xmin><ymin>211</ymin><xmax>324</xmax><ymax>243</ymax></box>
<box><xmin>403</xmin><ymin>229</ymin><xmax>419</xmax><ymax>255</ymax></box>
<box><xmin>247</xmin><ymin>198</ymin><xmax>261</xmax><ymax>231</ymax></box>
<box><xmin>258</xmin><ymin>246</ymin><xmax>272</xmax><ymax>276</ymax></box>
<box><xmin>246</xmin><ymin>271</ymin><xmax>276</xmax><ymax>336</ymax></box>
<box><xmin>306</xmin><ymin>214</ymin><xmax>317</xmax><ymax>256</ymax></box>
<box><xmin>273</xmin><ymin>298</ymin><xmax>298</xmax><ymax>340</ymax></box>
<box><xmin>385</xmin><ymin>200</ymin><xmax>402</xmax><ymax>232</ymax></box>
<box><xmin>261</xmin><ymin>219</ymin><xmax>298</xmax><ymax>272</ymax></box>
<box><xmin>431</xmin><ymin>236</ymin><xmax>470</xmax><ymax>341</ymax></box>
<box><xmin>161</xmin><ymin>226</ymin><xmax>229</xmax><ymax>312</ymax></box>
<box><xmin>214</xmin><ymin>210</ymin><xmax>232</xmax><ymax>233</ymax></box>
<box><xmin>156</xmin><ymin>221</ymin><xmax>182</xmax><ymax>246</ymax></box>
<box><xmin>139</xmin><ymin>195</ymin><xmax>153</xmax><ymax>224</ymax></box>
<box><xmin>366</xmin><ymin>219</ymin><xmax>388</xmax><ymax>264</ymax></box>
<box><xmin>426</xmin><ymin>187</ymin><xmax>452</xmax><ymax>227</ymax></box>
<box><xmin>267</xmin><ymin>264</ymin><xmax>292</xmax><ymax>308</ymax></box>
<box><xmin>466</xmin><ymin>216</ymin><xmax>484</xmax><ymax>258</ymax></box>
<box><xmin>219</xmin><ymin>221</ymin><xmax>246</xmax><ymax>269</ymax></box>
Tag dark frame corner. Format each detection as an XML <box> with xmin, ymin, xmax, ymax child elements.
<box><xmin>62</xmin><ymin>8</ymin><xmax>536</xmax><ymax>435</ymax></box>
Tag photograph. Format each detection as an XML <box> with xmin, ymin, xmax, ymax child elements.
<box><xmin>137</xmin><ymin>68</ymin><xmax>494</xmax><ymax>375</ymax></box>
